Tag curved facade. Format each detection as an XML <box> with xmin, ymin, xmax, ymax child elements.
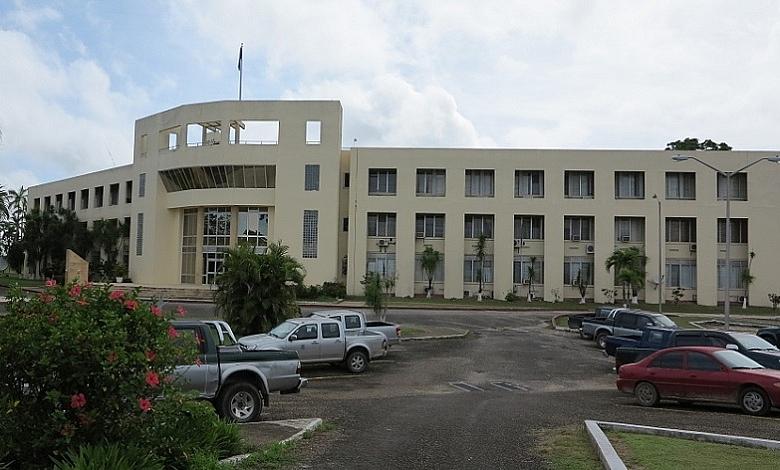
<box><xmin>29</xmin><ymin>100</ymin><xmax>780</xmax><ymax>307</ymax></box>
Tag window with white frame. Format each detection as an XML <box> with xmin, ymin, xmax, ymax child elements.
<box><xmin>717</xmin><ymin>218</ymin><xmax>748</xmax><ymax>244</ymax></box>
<box><xmin>302</xmin><ymin>210</ymin><xmax>318</xmax><ymax>258</ymax></box>
<box><xmin>181</xmin><ymin>208</ymin><xmax>197</xmax><ymax>283</ymax></box>
<box><xmin>416</xmin><ymin>169</ymin><xmax>446</xmax><ymax>196</ymax></box>
<box><xmin>306</xmin><ymin>121</ymin><xmax>321</xmax><ymax>144</ymax></box>
<box><xmin>366</xmin><ymin>253</ymin><xmax>396</xmax><ymax>277</ymax></box>
<box><xmin>515</xmin><ymin>170</ymin><xmax>544</xmax><ymax>198</ymax></box>
<box><xmin>238</xmin><ymin>207</ymin><xmax>269</xmax><ymax>253</ymax></box>
<box><xmin>615</xmin><ymin>217</ymin><xmax>645</xmax><ymax>242</ymax></box>
<box><xmin>666</xmin><ymin>217</ymin><xmax>696</xmax><ymax>243</ymax></box>
<box><xmin>304</xmin><ymin>164</ymin><xmax>320</xmax><ymax>191</ymax></box>
<box><xmin>615</xmin><ymin>171</ymin><xmax>645</xmax><ymax>199</ymax></box>
<box><xmin>367</xmin><ymin>213</ymin><xmax>396</xmax><ymax>237</ymax></box>
<box><xmin>139</xmin><ymin>173</ymin><xmax>146</xmax><ymax>198</ymax></box>
<box><xmin>563</xmin><ymin>257</ymin><xmax>593</xmax><ymax>285</ymax></box>
<box><xmin>415</xmin><ymin>254</ymin><xmax>445</xmax><ymax>282</ymax></box>
<box><xmin>717</xmin><ymin>259</ymin><xmax>747</xmax><ymax>289</ymax></box>
<box><xmin>465</xmin><ymin>170</ymin><xmax>494</xmax><ymax>197</ymax></box>
<box><xmin>564</xmin><ymin>171</ymin><xmax>594</xmax><ymax>198</ymax></box>
<box><xmin>717</xmin><ymin>173</ymin><xmax>747</xmax><ymax>201</ymax></box>
<box><xmin>203</xmin><ymin>207</ymin><xmax>231</xmax><ymax>247</ymax></box>
<box><xmin>513</xmin><ymin>256</ymin><xmax>544</xmax><ymax>284</ymax></box>
<box><xmin>464</xmin><ymin>214</ymin><xmax>494</xmax><ymax>238</ymax></box>
<box><xmin>563</xmin><ymin>216</ymin><xmax>594</xmax><ymax>241</ymax></box>
<box><xmin>667</xmin><ymin>259</ymin><xmax>697</xmax><ymax>288</ymax></box>
<box><xmin>368</xmin><ymin>169</ymin><xmax>397</xmax><ymax>195</ymax></box>
<box><xmin>415</xmin><ymin>214</ymin><xmax>445</xmax><ymax>238</ymax></box>
<box><xmin>463</xmin><ymin>255</ymin><xmax>493</xmax><ymax>283</ymax></box>
<box><xmin>514</xmin><ymin>215</ymin><xmax>544</xmax><ymax>240</ymax></box>
<box><xmin>666</xmin><ymin>172</ymin><xmax>696</xmax><ymax>200</ymax></box>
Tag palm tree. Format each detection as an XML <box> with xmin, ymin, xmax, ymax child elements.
<box><xmin>420</xmin><ymin>246</ymin><xmax>441</xmax><ymax>298</ymax></box>
<box><xmin>475</xmin><ymin>234</ymin><xmax>488</xmax><ymax>301</ymax></box>
<box><xmin>742</xmin><ymin>250</ymin><xmax>756</xmax><ymax>308</ymax></box>
<box><xmin>605</xmin><ymin>247</ymin><xmax>647</xmax><ymax>305</ymax></box>
<box><xmin>526</xmin><ymin>256</ymin><xmax>538</xmax><ymax>302</ymax></box>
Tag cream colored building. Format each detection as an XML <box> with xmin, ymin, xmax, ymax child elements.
<box><xmin>29</xmin><ymin>100</ymin><xmax>780</xmax><ymax>307</ymax></box>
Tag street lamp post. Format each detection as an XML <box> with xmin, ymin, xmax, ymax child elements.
<box><xmin>652</xmin><ymin>194</ymin><xmax>663</xmax><ymax>314</ymax></box>
<box><xmin>671</xmin><ymin>154</ymin><xmax>780</xmax><ymax>329</ymax></box>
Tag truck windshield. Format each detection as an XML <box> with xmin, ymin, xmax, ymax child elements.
<box><xmin>713</xmin><ymin>350</ymin><xmax>764</xmax><ymax>369</ymax></box>
<box><xmin>268</xmin><ymin>321</ymin><xmax>297</xmax><ymax>339</ymax></box>
<box><xmin>731</xmin><ymin>333</ymin><xmax>779</xmax><ymax>351</ymax></box>
<box><xmin>652</xmin><ymin>316</ymin><xmax>676</xmax><ymax>328</ymax></box>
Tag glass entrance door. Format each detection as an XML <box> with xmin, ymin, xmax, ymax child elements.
<box><xmin>203</xmin><ymin>252</ymin><xmax>226</xmax><ymax>284</ymax></box>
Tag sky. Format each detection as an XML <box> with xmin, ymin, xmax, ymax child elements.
<box><xmin>3</xmin><ymin>0</ymin><xmax>780</xmax><ymax>189</ymax></box>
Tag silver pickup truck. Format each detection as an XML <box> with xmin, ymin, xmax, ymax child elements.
<box><xmin>239</xmin><ymin>317</ymin><xmax>388</xmax><ymax>373</ymax></box>
<box><xmin>308</xmin><ymin>310</ymin><xmax>401</xmax><ymax>346</ymax></box>
<box><xmin>173</xmin><ymin>320</ymin><xmax>306</xmax><ymax>423</ymax></box>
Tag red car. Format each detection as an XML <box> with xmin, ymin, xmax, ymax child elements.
<box><xmin>617</xmin><ymin>346</ymin><xmax>780</xmax><ymax>416</ymax></box>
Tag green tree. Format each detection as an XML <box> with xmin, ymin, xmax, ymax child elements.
<box><xmin>665</xmin><ymin>137</ymin><xmax>732</xmax><ymax>151</ymax></box>
<box><xmin>575</xmin><ymin>269</ymin><xmax>588</xmax><ymax>304</ymax></box>
<box><xmin>213</xmin><ymin>242</ymin><xmax>304</xmax><ymax>336</ymax></box>
<box><xmin>420</xmin><ymin>246</ymin><xmax>441</xmax><ymax>298</ymax></box>
<box><xmin>90</xmin><ymin>219</ymin><xmax>126</xmax><ymax>280</ymax></box>
<box><xmin>742</xmin><ymin>250</ymin><xmax>756</xmax><ymax>308</ymax></box>
<box><xmin>475</xmin><ymin>233</ymin><xmax>488</xmax><ymax>301</ymax></box>
<box><xmin>361</xmin><ymin>271</ymin><xmax>395</xmax><ymax>321</ymax></box>
<box><xmin>605</xmin><ymin>247</ymin><xmax>647</xmax><ymax>304</ymax></box>
<box><xmin>526</xmin><ymin>256</ymin><xmax>538</xmax><ymax>301</ymax></box>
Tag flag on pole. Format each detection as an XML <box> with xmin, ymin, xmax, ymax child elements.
<box><xmin>238</xmin><ymin>43</ymin><xmax>243</xmax><ymax>71</ymax></box>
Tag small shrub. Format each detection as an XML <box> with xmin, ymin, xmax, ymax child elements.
<box><xmin>505</xmin><ymin>292</ymin><xmax>521</xmax><ymax>302</ymax></box>
<box><xmin>769</xmin><ymin>293</ymin><xmax>780</xmax><ymax>311</ymax></box>
<box><xmin>672</xmin><ymin>287</ymin><xmax>685</xmax><ymax>304</ymax></box>
<box><xmin>51</xmin><ymin>443</ymin><xmax>163</xmax><ymax>470</ymax></box>
<box><xmin>321</xmin><ymin>282</ymin><xmax>346</xmax><ymax>298</ymax></box>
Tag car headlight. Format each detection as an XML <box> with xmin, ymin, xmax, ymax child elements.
<box><xmin>773</xmin><ymin>382</ymin><xmax>780</xmax><ymax>389</ymax></box>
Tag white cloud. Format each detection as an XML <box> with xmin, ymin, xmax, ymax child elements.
<box><xmin>5</xmin><ymin>2</ymin><xmax>61</xmax><ymax>31</ymax></box>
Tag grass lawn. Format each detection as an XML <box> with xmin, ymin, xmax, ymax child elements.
<box><xmin>608</xmin><ymin>431</ymin><xmax>780</xmax><ymax>470</ymax></box>
<box><xmin>399</xmin><ymin>326</ymin><xmax>428</xmax><ymax>337</ymax></box>
<box><xmin>537</xmin><ymin>426</ymin><xmax>602</xmax><ymax>470</ymax></box>
<box><xmin>0</xmin><ymin>273</ymin><xmax>44</xmax><ymax>288</ymax></box>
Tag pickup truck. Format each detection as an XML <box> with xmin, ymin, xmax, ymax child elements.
<box><xmin>239</xmin><ymin>317</ymin><xmax>388</xmax><ymax>373</ymax></box>
<box><xmin>581</xmin><ymin>309</ymin><xmax>677</xmax><ymax>349</ymax></box>
<box><xmin>569</xmin><ymin>306</ymin><xmax>622</xmax><ymax>337</ymax></box>
<box><xmin>172</xmin><ymin>320</ymin><xmax>306</xmax><ymax>423</ymax></box>
<box><xmin>757</xmin><ymin>327</ymin><xmax>780</xmax><ymax>347</ymax></box>
<box><xmin>308</xmin><ymin>310</ymin><xmax>401</xmax><ymax>346</ymax></box>
<box><xmin>613</xmin><ymin>327</ymin><xmax>780</xmax><ymax>371</ymax></box>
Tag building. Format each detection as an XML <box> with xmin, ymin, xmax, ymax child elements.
<box><xmin>29</xmin><ymin>100</ymin><xmax>780</xmax><ymax>306</ymax></box>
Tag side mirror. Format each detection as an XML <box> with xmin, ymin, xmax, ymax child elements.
<box><xmin>289</xmin><ymin>334</ymin><xmax>297</xmax><ymax>342</ymax></box>
<box><xmin>726</xmin><ymin>344</ymin><xmax>739</xmax><ymax>351</ymax></box>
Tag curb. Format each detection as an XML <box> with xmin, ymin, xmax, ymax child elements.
<box><xmin>550</xmin><ymin>313</ymin><xmax>579</xmax><ymax>333</ymax></box>
<box><xmin>219</xmin><ymin>418</ymin><xmax>323</xmax><ymax>466</ymax></box>
<box><xmin>401</xmin><ymin>331</ymin><xmax>470</xmax><ymax>341</ymax></box>
<box><xmin>584</xmin><ymin>420</ymin><xmax>626</xmax><ymax>470</ymax></box>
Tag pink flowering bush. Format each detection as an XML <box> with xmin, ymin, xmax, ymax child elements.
<box><xmin>0</xmin><ymin>283</ymin><xmax>198</xmax><ymax>467</ymax></box>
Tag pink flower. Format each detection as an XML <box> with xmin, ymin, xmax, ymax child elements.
<box><xmin>70</xmin><ymin>393</ymin><xmax>86</xmax><ymax>409</ymax></box>
<box><xmin>123</xmin><ymin>299</ymin><xmax>139</xmax><ymax>311</ymax></box>
<box><xmin>107</xmin><ymin>351</ymin><xmax>118</xmax><ymax>364</ymax></box>
<box><xmin>38</xmin><ymin>293</ymin><xmax>54</xmax><ymax>304</ymax></box>
<box><xmin>138</xmin><ymin>398</ymin><xmax>152</xmax><ymax>413</ymax></box>
<box><xmin>45</xmin><ymin>279</ymin><xmax>57</xmax><ymax>287</ymax></box>
<box><xmin>109</xmin><ymin>290</ymin><xmax>124</xmax><ymax>301</ymax></box>
<box><xmin>176</xmin><ymin>305</ymin><xmax>187</xmax><ymax>318</ymax></box>
<box><xmin>167</xmin><ymin>325</ymin><xmax>179</xmax><ymax>339</ymax></box>
<box><xmin>145</xmin><ymin>350</ymin><xmax>156</xmax><ymax>362</ymax></box>
<box><xmin>145</xmin><ymin>371</ymin><xmax>160</xmax><ymax>388</ymax></box>
<box><xmin>68</xmin><ymin>285</ymin><xmax>81</xmax><ymax>298</ymax></box>
<box><xmin>150</xmin><ymin>305</ymin><xmax>162</xmax><ymax>318</ymax></box>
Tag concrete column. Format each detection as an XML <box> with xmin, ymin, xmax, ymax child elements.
<box><xmin>697</xmin><ymin>216</ymin><xmax>718</xmax><ymax>306</ymax></box>
<box><xmin>544</xmin><ymin>212</ymin><xmax>564</xmax><ymax>302</ymax></box>
<box><xmin>493</xmin><ymin>212</ymin><xmax>514</xmax><ymax>300</ymax></box>
<box><xmin>444</xmin><ymin>212</ymin><xmax>465</xmax><ymax>299</ymax></box>
<box><xmin>195</xmin><ymin>207</ymin><xmax>204</xmax><ymax>285</ymax></box>
<box><xmin>593</xmin><ymin>215</ymin><xmax>614</xmax><ymax>303</ymax></box>
<box><xmin>395</xmin><ymin>210</ymin><xmax>415</xmax><ymax>297</ymax></box>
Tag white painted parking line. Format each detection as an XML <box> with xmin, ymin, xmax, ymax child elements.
<box><xmin>307</xmin><ymin>375</ymin><xmax>362</xmax><ymax>381</ymax></box>
<box><xmin>449</xmin><ymin>382</ymin><xmax>485</xmax><ymax>392</ymax></box>
<box><xmin>490</xmin><ymin>381</ymin><xmax>530</xmax><ymax>392</ymax></box>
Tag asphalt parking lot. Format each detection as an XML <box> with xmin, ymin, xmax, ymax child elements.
<box><xmin>180</xmin><ymin>304</ymin><xmax>780</xmax><ymax>469</ymax></box>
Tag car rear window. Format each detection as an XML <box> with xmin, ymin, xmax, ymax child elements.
<box><xmin>322</xmin><ymin>323</ymin><xmax>340</xmax><ymax>338</ymax></box>
<box><xmin>687</xmin><ymin>352</ymin><xmax>721</xmax><ymax>371</ymax></box>
<box><xmin>345</xmin><ymin>315</ymin><xmax>362</xmax><ymax>330</ymax></box>
<box><xmin>649</xmin><ymin>351</ymin><xmax>684</xmax><ymax>369</ymax></box>
<box><xmin>675</xmin><ymin>334</ymin><xmax>705</xmax><ymax>347</ymax></box>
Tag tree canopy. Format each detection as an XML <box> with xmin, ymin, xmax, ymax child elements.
<box><xmin>665</xmin><ymin>138</ymin><xmax>732</xmax><ymax>151</ymax></box>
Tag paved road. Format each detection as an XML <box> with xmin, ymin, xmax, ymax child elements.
<box><xmin>173</xmin><ymin>304</ymin><xmax>780</xmax><ymax>469</ymax></box>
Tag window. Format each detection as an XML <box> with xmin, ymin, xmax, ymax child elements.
<box><xmin>515</xmin><ymin>170</ymin><xmax>544</xmax><ymax>198</ymax></box>
<box><xmin>666</xmin><ymin>172</ymin><xmax>696</xmax><ymax>200</ymax></box>
<box><xmin>464</xmin><ymin>255</ymin><xmax>493</xmax><ymax>283</ymax></box>
<box><xmin>140</xmin><ymin>134</ymin><xmax>148</xmax><ymax>156</ymax></box>
<box><xmin>416</xmin><ymin>169</ymin><xmax>446</xmax><ymax>196</ymax></box>
<box><xmin>136</xmin><ymin>213</ymin><xmax>144</xmax><ymax>256</ymax></box>
<box><xmin>615</xmin><ymin>314</ymin><xmax>638</xmax><ymax>329</ymax></box>
<box><xmin>238</xmin><ymin>207</ymin><xmax>268</xmax><ymax>253</ymax></box>
<box><xmin>717</xmin><ymin>173</ymin><xmax>747</xmax><ymax>201</ymax></box>
<box><xmin>615</xmin><ymin>171</ymin><xmax>644</xmax><ymax>199</ymax></box>
<box><xmin>717</xmin><ymin>260</ymin><xmax>748</xmax><ymax>289</ymax></box>
<box><xmin>674</xmin><ymin>333</ymin><xmax>706</xmax><ymax>347</ymax></box>
<box><xmin>159</xmin><ymin>165</ymin><xmax>277</xmax><ymax>191</ymax></box>
<box><xmin>230</xmin><ymin>120</ymin><xmax>279</xmax><ymax>145</ymax></box>
<box><xmin>564</xmin><ymin>171</ymin><xmax>594</xmax><ymax>198</ymax></box>
<box><xmin>321</xmin><ymin>323</ymin><xmax>340</xmax><ymax>338</ymax></box>
<box><xmin>55</xmin><ymin>194</ymin><xmax>63</xmax><ymax>210</ymax></box>
<box><xmin>368</xmin><ymin>169</ymin><xmax>397</xmax><ymax>195</ymax></box>
<box><xmin>342</xmin><ymin>217</ymin><xmax>349</xmax><ymax>232</ymax></box>
<box><xmin>415</xmin><ymin>254</ymin><xmax>445</xmax><ymax>283</ymax></box>
<box><xmin>181</xmin><ymin>208</ymin><xmax>197</xmax><ymax>283</ymax></box>
<box><xmin>513</xmin><ymin>256</ymin><xmax>544</xmax><ymax>284</ymax></box>
<box><xmin>366</xmin><ymin>253</ymin><xmax>396</xmax><ymax>277</ymax></box>
<box><xmin>345</xmin><ymin>315</ymin><xmax>361</xmax><ymax>330</ymax></box>
<box><xmin>293</xmin><ymin>325</ymin><xmax>318</xmax><ymax>340</ymax></box>
<box><xmin>650</xmin><ymin>351</ymin><xmax>684</xmax><ymax>369</ymax></box>
<box><xmin>158</xmin><ymin>127</ymin><xmax>179</xmax><ymax>151</ymax></box>
<box><xmin>168</xmin><ymin>130</ymin><xmax>178</xmax><ymax>150</ymax></box>
<box><xmin>465</xmin><ymin>170</ymin><xmax>494</xmax><ymax>197</ymax></box>
<box><xmin>717</xmin><ymin>218</ymin><xmax>748</xmax><ymax>243</ymax></box>
<box><xmin>304</xmin><ymin>164</ymin><xmax>320</xmax><ymax>191</ymax></box>
<box><xmin>138</xmin><ymin>173</ymin><xmax>146</xmax><ymax>198</ymax></box>
<box><xmin>94</xmin><ymin>187</ymin><xmax>104</xmax><ymax>208</ymax></box>
<box><xmin>665</xmin><ymin>217</ymin><xmax>696</xmax><ymax>242</ymax></box>
<box><xmin>415</xmin><ymin>214</ymin><xmax>445</xmax><ymax>238</ymax></box>
<box><xmin>33</xmin><ymin>198</ymin><xmax>40</xmax><ymax>211</ymax></box>
<box><xmin>186</xmin><ymin>121</ymin><xmax>221</xmax><ymax>147</ymax></box>
<box><xmin>564</xmin><ymin>216</ymin><xmax>594</xmax><ymax>241</ymax></box>
<box><xmin>80</xmin><ymin>189</ymin><xmax>89</xmax><ymax>210</ymax></box>
<box><xmin>125</xmin><ymin>181</ymin><xmax>133</xmax><ymax>204</ymax></box>
<box><xmin>302</xmin><ymin>210</ymin><xmax>319</xmax><ymax>258</ymax></box>
<box><xmin>203</xmin><ymin>207</ymin><xmax>231</xmax><ymax>247</ymax></box>
<box><xmin>367</xmin><ymin>213</ymin><xmax>396</xmax><ymax>237</ymax></box>
<box><xmin>306</xmin><ymin>121</ymin><xmax>321</xmax><ymax>144</ymax></box>
<box><xmin>514</xmin><ymin>215</ymin><xmax>544</xmax><ymax>240</ymax></box>
<box><xmin>564</xmin><ymin>257</ymin><xmax>593</xmax><ymax>285</ymax></box>
<box><xmin>687</xmin><ymin>352</ymin><xmax>721</xmax><ymax>372</ymax></box>
<box><xmin>666</xmin><ymin>259</ymin><xmax>696</xmax><ymax>288</ymax></box>
<box><xmin>109</xmin><ymin>183</ymin><xmax>119</xmax><ymax>206</ymax></box>
<box><xmin>615</xmin><ymin>217</ymin><xmax>645</xmax><ymax>242</ymax></box>
<box><xmin>67</xmin><ymin>192</ymin><xmax>76</xmax><ymax>211</ymax></box>
<box><xmin>344</xmin><ymin>172</ymin><xmax>350</xmax><ymax>188</ymax></box>
<box><xmin>44</xmin><ymin>196</ymin><xmax>51</xmax><ymax>209</ymax></box>
<box><xmin>464</xmin><ymin>214</ymin><xmax>494</xmax><ymax>238</ymax></box>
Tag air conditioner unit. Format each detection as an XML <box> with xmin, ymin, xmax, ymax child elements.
<box><xmin>586</xmin><ymin>245</ymin><xmax>595</xmax><ymax>254</ymax></box>
<box><xmin>689</xmin><ymin>243</ymin><xmax>697</xmax><ymax>252</ymax></box>
<box><xmin>514</xmin><ymin>239</ymin><xmax>525</xmax><ymax>247</ymax></box>
<box><xmin>620</xmin><ymin>235</ymin><xmax>631</xmax><ymax>243</ymax></box>
<box><xmin>415</xmin><ymin>233</ymin><xmax>425</xmax><ymax>239</ymax></box>
<box><xmin>377</xmin><ymin>239</ymin><xmax>389</xmax><ymax>248</ymax></box>
<box><xmin>571</xmin><ymin>235</ymin><xmax>581</xmax><ymax>242</ymax></box>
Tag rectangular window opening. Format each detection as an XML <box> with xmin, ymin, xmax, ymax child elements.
<box><xmin>94</xmin><ymin>187</ymin><xmax>104</xmax><ymax>208</ymax></box>
<box><xmin>368</xmin><ymin>169</ymin><xmax>397</xmax><ymax>195</ymax></box>
<box><xmin>303</xmin><ymin>210</ymin><xmax>319</xmax><ymax>258</ymax></box>
<box><xmin>306</xmin><ymin>121</ymin><xmax>321</xmax><ymax>144</ymax></box>
<box><xmin>186</xmin><ymin>121</ymin><xmax>221</xmax><ymax>147</ymax></box>
<box><xmin>109</xmin><ymin>183</ymin><xmax>119</xmax><ymax>206</ymax></box>
<box><xmin>465</xmin><ymin>169</ymin><xmax>495</xmax><ymax>197</ymax></box>
<box><xmin>304</xmin><ymin>164</ymin><xmax>320</xmax><ymax>191</ymax></box>
<box><xmin>515</xmin><ymin>170</ymin><xmax>544</xmax><ymax>198</ymax></box>
<box><xmin>230</xmin><ymin>120</ymin><xmax>279</xmax><ymax>145</ymax></box>
<box><xmin>416</xmin><ymin>169</ymin><xmax>446</xmax><ymax>197</ymax></box>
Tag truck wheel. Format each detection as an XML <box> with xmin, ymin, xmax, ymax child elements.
<box><xmin>595</xmin><ymin>331</ymin><xmax>609</xmax><ymax>349</ymax></box>
<box><xmin>346</xmin><ymin>350</ymin><xmax>368</xmax><ymax>374</ymax></box>
<box><xmin>634</xmin><ymin>381</ymin><xmax>659</xmax><ymax>407</ymax></box>
<box><xmin>219</xmin><ymin>382</ymin><xmax>263</xmax><ymax>423</ymax></box>
<box><xmin>740</xmin><ymin>387</ymin><xmax>771</xmax><ymax>416</ymax></box>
